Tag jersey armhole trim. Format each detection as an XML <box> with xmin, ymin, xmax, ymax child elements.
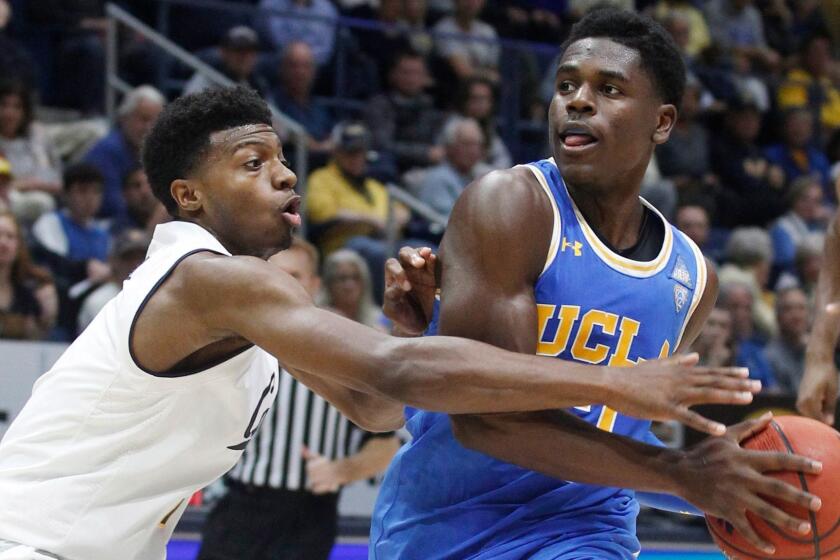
<box><xmin>673</xmin><ymin>231</ymin><xmax>709</xmax><ymax>350</ymax></box>
<box><xmin>524</xmin><ymin>163</ymin><xmax>562</xmax><ymax>277</ymax></box>
<box><xmin>128</xmin><ymin>248</ymin><xmax>254</xmax><ymax>378</ymax></box>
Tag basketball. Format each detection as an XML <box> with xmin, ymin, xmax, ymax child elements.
<box><xmin>706</xmin><ymin>416</ymin><xmax>840</xmax><ymax>559</ymax></box>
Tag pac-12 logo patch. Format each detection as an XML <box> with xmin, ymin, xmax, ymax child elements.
<box><xmin>674</xmin><ymin>285</ymin><xmax>689</xmax><ymax>313</ymax></box>
<box><xmin>670</xmin><ymin>255</ymin><xmax>693</xmax><ymax>288</ymax></box>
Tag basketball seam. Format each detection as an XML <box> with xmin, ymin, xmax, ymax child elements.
<box><xmin>770</xmin><ymin>420</ymin><xmax>821</xmax><ymax>559</ymax></box>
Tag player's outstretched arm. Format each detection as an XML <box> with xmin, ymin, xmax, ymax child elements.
<box><xmin>434</xmin><ymin>168</ymin><xmax>819</xmax><ymax>555</ymax></box>
<box><xmin>181</xmin><ymin>251</ymin><xmax>729</xmax><ymax>417</ymax></box>
<box><xmin>799</xmin><ymin>212</ymin><xmax>840</xmax><ymax>425</ymax></box>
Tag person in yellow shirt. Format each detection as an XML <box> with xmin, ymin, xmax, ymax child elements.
<box><xmin>307</xmin><ymin>121</ymin><xmax>409</xmax><ymax>298</ymax></box>
<box><xmin>778</xmin><ymin>33</ymin><xmax>840</xmax><ymax>140</ymax></box>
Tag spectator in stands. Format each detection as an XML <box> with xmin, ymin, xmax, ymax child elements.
<box><xmin>765</xmin><ymin>108</ymin><xmax>832</xmax><ymax>195</ymax></box>
<box><xmin>703</xmin><ymin>0</ymin><xmax>779</xmax><ymax>69</ymax></box>
<box><xmin>31</xmin><ymin>164</ymin><xmax>111</xmax><ymax>340</ymax></box>
<box><xmin>719</xmin><ymin>227</ymin><xmax>777</xmax><ymax>340</ymax></box>
<box><xmin>447</xmin><ymin>77</ymin><xmax>511</xmax><ymax>171</ymax></box>
<box><xmin>690</xmin><ymin>305</ymin><xmax>735</xmax><ymax>367</ymax></box>
<box><xmin>651</xmin><ymin>0</ymin><xmax>711</xmax><ymax>59</ymax></box>
<box><xmin>83</xmin><ymin>85</ymin><xmax>165</xmax><ymax>220</ymax></box>
<box><xmin>109</xmin><ymin>167</ymin><xmax>167</xmax><ymax>235</ymax></box>
<box><xmin>711</xmin><ymin>95</ymin><xmax>787</xmax><ymax>227</ymax></box>
<box><xmin>760</xmin><ymin>0</ymin><xmax>828</xmax><ymax>57</ymax></box>
<box><xmin>764</xmin><ymin>287</ymin><xmax>810</xmax><ymax>395</ymax></box>
<box><xmin>77</xmin><ymin>229</ymin><xmax>148</xmax><ymax>332</ymax></box>
<box><xmin>27</xmin><ymin>0</ymin><xmax>108</xmax><ymax>114</ymax></box>
<box><xmin>0</xmin><ymin>210</ymin><xmax>57</xmax><ymax>340</ymax></box>
<box><xmin>402</xmin><ymin>0</ymin><xmax>435</xmax><ymax>58</ymax></box>
<box><xmin>259</xmin><ymin>0</ymin><xmax>338</xmax><ymax>67</ymax></box>
<box><xmin>675</xmin><ymin>204</ymin><xmax>713</xmax><ymax>257</ymax></box>
<box><xmin>777</xmin><ymin>32</ymin><xmax>840</xmax><ymax>142</ymax></box>
<box><xmin>307</xmin><ymin>122</ymin><xmax>410</xmax><ymax>295</ymax></box>
<box><xmin>0</xmin><ymin>1</ymin><xmax>37</xmax><ymax>89</ymax></box>
<box><xmin>656</xmin><ymin>78</ymin><xmax>715</xmax><ymax>208</ymax></box>
<box><xmin>0</xmin><ymin>80</ymin><xmax>61</xmax><ymax>225</ymax></box>
<box><xmin>319</xmin><ymin>248</ymin><xmax>385</xmax><ymax>329</ymax></box>
<box><xmin>432</xmin><ymin>0</ymin><xmax>500</xmax><ymax>85</ymax></box>
<box><xmin>770</xmin><ymin>177</ymin><xmax>828</xmax><ymax>276</ymax></box>
<box><xmin>183</xmin><ymin>26</ymin><xmax>271</xmax><ymax>100</ymax></box>
<box><xmin>718</xmin><ymin>280</ymin><xmax>776</xmax><ymax>389</ymax></box>
<box><xmin>364</xmin><ymin>50</ymin><xmax>444</xmax><ymax>175</ymax></box>
<box><xmin>418</xmin><ymin>117</ymin><xmax>487</xmax><ymax>220</ymax></box>
<box><xmin>273</xmin><ymin>42</ymin><xmax>335</xmax><ymax>166</ymax></box>
<box><xmin>730</xmin><ymin>50</ymin><xmax>770</xmax><ymax>113</ymax></box>
<box><xmin>355</xmin><ymin>0</ymin><xmax>410</xmax><ymax>78</ymax></box>
<box><xmin>776</xmin><ymin>232</ymin><xmax>824</xmax><ymax>300</ymax></box>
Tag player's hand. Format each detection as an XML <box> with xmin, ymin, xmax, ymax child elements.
<box><xmin>382</xmin><ymin>247</ymin><xmax>437</xmax><ymax>336</ymax></box>
<box><xmin>676</xmin><ymin>413</ymin><xmax>823</xmax><ymax>555</ymax></box>
<box><xmin>302</xmin><ymin>446</ymin><xmax>344</xmax><ymax>495</ymax></box>
<box><xmin>797</xmin><ymin>303</ymin><xmax>840</xmax><ymax>425</ymax></box>
<box><xmin>606</xmin><ymin>353</ymin><xmax>760</xmax><ymax>436</ymax></box>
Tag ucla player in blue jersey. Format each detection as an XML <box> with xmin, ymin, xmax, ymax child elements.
<box><xmin>372</xmin><ymin>8</ymin><xmax>824</xmax><ymax>559</ymax></box>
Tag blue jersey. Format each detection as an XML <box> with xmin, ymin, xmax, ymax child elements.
<box><xmin>369</xmin><ymin>159</ymin><xmax>708</xmax><ymax>560</ymax></box>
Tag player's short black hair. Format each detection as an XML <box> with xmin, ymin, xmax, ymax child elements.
<box><xmin>561</xmin><ymin>7</ymin><xmax>686</xmax><ymax>109</ymax></box>
<box><xmin>142</xmin><ymin>86</ymin><xmax>272</xmax><ymax>216</ymax></box>
<box><xmin>63</xmin><ymin>163</ymin><xmax>104</xmax><ymax>191</ymax></box>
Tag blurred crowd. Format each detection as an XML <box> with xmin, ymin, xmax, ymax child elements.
<box><xmin>2</xmin><ymin>0</ymin><xmax>840</xmax><ymax>399</ymax></box>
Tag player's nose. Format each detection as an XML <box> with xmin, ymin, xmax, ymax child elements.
<box><xmin>565</xmin><ymin>84</ymin><xmax>596</xmax><ymax>115</ymax></box>
<box><xmin>271</xmin><ymin>163</ymin><xmax>297</xmax><ymax>191</ymax></box>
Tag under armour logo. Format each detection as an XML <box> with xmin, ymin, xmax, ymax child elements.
<box><xmin>561</xmin><ymin>237</ymin><xmax>583</xmax><ymax>256</ymax></box>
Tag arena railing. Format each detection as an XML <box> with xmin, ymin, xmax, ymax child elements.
<box><xmin>104</xmin><ymin>3</ymin><xmax>311</xmax><ymax>235</ymax></box>
<box><xmin>386</xmin><ymin>184</ymin><xmax>448</xmax><ymax>255</ymax></box>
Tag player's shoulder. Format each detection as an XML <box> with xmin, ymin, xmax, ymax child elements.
<box><xmin>168</xmin><ymin>252</ymin><xmax>284</xmax><ymax>307</ymax></box>
<box><xmin>457</xmin><ymin>165</ymin><xmax>547</xmax><ymax>214</ymax></box>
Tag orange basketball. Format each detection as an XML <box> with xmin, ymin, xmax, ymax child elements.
<box><xmin>706</xmin><ymin>416</ymin><xmax>840</xmax><ymax>559</ymax></box>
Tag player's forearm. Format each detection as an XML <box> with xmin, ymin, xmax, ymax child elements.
<box><xmin>287</xmin><ymin>367</ymin><xmax>404</xmax><ymax>432</ymax></box>
<box><xmin>380</xmin><ymin>335</ymin><xmax>616</xmax><ymax>413</ymax></box>
<box><xmin>806</xmin><ymin>215</ymin><xmax>840</xmax><ymax>363</ymax></box>
<box><xmin>450</xmin><ymin>411</ymin><xmax>687</xmax><ymax>496</ymax></box>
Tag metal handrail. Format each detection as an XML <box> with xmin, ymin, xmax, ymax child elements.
<box><xmin>386</xmin><ymin>184</ymin><xmax>447</xmax><ymax>255</ymax></box>
<box><xmin>104</xmin><ymin>3</ymin><xmax>310</xmax><ymax>234</ymax></box>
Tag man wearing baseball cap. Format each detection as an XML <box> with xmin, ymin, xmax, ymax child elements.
<box><xmin>183</xmin><ymin>26</ymin><xmax>271</xmax><ymax>100</ymax></box>
<box><xmin>307</xmin><ymin>122</ymin><xmax>411</xmax><ymax>297</ymax></box>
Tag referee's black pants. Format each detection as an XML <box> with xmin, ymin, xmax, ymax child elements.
<box><xmin>196</xmin><ymin>481</ymin><xmax>339</xmax><ymax>560</ymax></box>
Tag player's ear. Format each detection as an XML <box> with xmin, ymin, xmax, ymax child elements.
<box><xmin>170</xmin><ymin>179</ymin><xmax>202</xmax><ymax>214</ymax></box>
<box><xmin>652</xmin><ymin>104</ymin><xmax>678</xmax><ymax>145</ymax></box>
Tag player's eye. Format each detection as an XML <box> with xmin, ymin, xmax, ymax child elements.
<box><xmin>557</xmin><ymin>81</ymin><xmax>576</xmax><ymax>93</ymax></box>
<box><xmin>603</xmin><ymin>84</ymin><xmax>621</xmax><ymax>96</ymax></box>
<box><xmin>245</xmin><ymin>159</ymin><xmax>262</xmax><ymax>170</ymax></box>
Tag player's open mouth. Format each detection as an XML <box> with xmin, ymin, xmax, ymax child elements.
<box><xmin>280</xmin><ymin>196</ymin><xmax>302</xmax><ymax>228</ymax></box>
<box><xmin>558</xmin><ymin>125</ymin><xmax>599</xmax><ymax>151</ymax></box>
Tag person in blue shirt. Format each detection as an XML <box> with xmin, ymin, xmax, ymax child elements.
<box><xmin>83</xmin><ymin>86</ymin><xmax>165</xmax><ymax>220</ymax></box>
<box><xmin>372</xmin><ymin>9</ymin><xmax>820</xmax><ymax>559</ymax></box>
<box><xmin>30</xmin><ymin>163</ymin><xmax>112</xmax><ymax>340</ymax></box>
<box><xmin>764</xmin><ymin>108</ymin><xmax>833</xmax><ymax>199</ymax></box>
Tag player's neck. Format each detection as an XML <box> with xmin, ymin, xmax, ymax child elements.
<box><xmin>566</xmin><ymin>185</ymin><xmax>645</xmax><ymax>251</ymax></box>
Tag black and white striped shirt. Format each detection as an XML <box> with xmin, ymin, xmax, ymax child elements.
<box><xmin>227</xmin><ymin>368</ymin><xmax>392</xmax><ymax>491</ymax></box>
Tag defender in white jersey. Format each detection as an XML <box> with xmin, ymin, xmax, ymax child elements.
<box><xmin>0</xmin><ymin>87</ymin><xmax>763</xmax><ymax>560</ymax></box>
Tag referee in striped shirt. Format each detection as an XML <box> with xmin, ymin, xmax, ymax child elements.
<box><xmin>197</xmin><ymin>238</ymin><xmax>400</xmax><ymax>560</ymax></box>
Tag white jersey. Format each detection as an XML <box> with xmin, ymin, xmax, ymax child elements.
<box><xmin>0</xmin><ymin>221</ymin><xmax>278</xmax><ymax>560</ymax></box>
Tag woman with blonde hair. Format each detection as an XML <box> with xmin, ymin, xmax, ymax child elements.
<box><xmin>0</xmin><ymin>210</ymin><xmax>58</xmax><ymax>339</ymax></box>
<box><xmin>318</xmin><ymin>249</ymin><xmax>384</xmax><ymax>329</ymax></box>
